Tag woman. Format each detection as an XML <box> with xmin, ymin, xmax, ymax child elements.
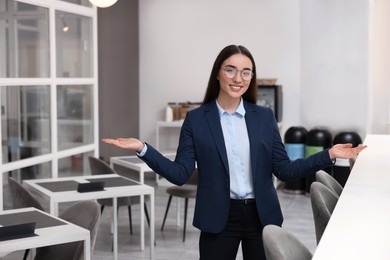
<box><xmin>102</xmin><ymin>45</ymin><xmax>366</xmax><ymax>260</ymax></box>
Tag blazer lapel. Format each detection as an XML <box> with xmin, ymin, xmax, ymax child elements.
<box><xmin>204</xmin><ymin>102</ymin><xmax>229</xmax><ymax>174</ymax></box>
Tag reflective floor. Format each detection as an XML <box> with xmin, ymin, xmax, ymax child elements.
<box><xmin>3</xmin><ymin>181</ymin><xmax>316</xmax><ymax>260</ymax></box>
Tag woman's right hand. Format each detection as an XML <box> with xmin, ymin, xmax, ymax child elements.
<box><xmin>101</xmin><ymin>138</ymin><xmax>145</xmax><ymax>153</ymax></box>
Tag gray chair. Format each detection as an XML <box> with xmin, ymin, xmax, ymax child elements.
<box><xmin>88</xmin><ymin>156</ymin><xmax>150</xmax><ymax>235</ymax></box>
<box><xmin>34</xmin><ymin>200</ymin><xmax>101</xmax><ymax>260</ymax></box>
<box><xmin>315</xmin><ymin>170</ymin><xmax>343</xmax><ymax>196</ymax></box>
<box><xmin>262</xmin><ymin>224</ymin><xmax>312</xmax><ymax>260</ymax></box>
<box><xmin>349</xmin><ymin>156</ymin><xmax>356</xmax><ymax>170</ymax></box>
<box><xmin>161</xmin><ymin>170</ymin><xmax>198</xmax><ymax>242</ymax></box>
<box><xmin>8</xmin><ymin>176</ymin><xmax>44</xmax><ymax>211</ymax></box>
<box><xmin>8</xmin><ymin>177</ymin><xmax>44</xmax><ymax>260</ymax></box>
<box><xmin>310</xmin><ymin>182</ymin><xmax>339</xmax><ymax>244</ymax></box>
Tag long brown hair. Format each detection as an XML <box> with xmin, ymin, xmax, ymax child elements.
<box><xmin>202</xmin><ymin>45</ymin><xmax>257</xmax><ymax>105</ymax></box>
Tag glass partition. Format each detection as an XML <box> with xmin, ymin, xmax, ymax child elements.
<box><xmin>57</xmin><ymin>84</ymin><xmax>93</xmax><ymax>150</ymax></box>
<box><xmin>0</xmin><ymin>0</ymin><xmax>97</xmax><ymax>210</ymax></box>
<box><xmin>0</xmin><ymin>1</ymin><xmax>50</xmax><ymax>77</ymax></box>
<box><xmin>56</xmin><ymin>10</ymin><xmax>93</xmax><ymax>77</ymax></box>
<box><xmin>1</xmin><ymin>85</ymin><xmax>51</xmax><ymax>163</ymax></box>
<box><xmin>58</xmin><ymin>151</ymin><xmax>93</xmax><ymax>177</ymax></box>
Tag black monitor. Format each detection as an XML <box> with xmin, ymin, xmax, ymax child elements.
<box><xmin>257</xmin><ymin>84</ymin><xmax>283</xmax><ymax>122</ymax></box>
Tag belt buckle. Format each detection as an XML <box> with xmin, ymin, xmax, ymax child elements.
<box><xmin>244</xmin><ymin>199</ymin><xmax>251</xmax><ymax>205</ymax></box>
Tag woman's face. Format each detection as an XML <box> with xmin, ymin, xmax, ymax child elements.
<box><xmin>217</xmin><ymin>53</ymin><xmax>253</xmax><ymax>103</ymax></box>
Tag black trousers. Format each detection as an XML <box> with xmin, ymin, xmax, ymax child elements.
<box><xmin>199</xmin><ymin>200</ymin><xmax>266</xmax><ymax>260</ymax></box>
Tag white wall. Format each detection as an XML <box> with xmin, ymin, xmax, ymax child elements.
<box><xmin>139</xmin><ymin>0</ymin><xmax>387</xmax><ymax>147</ymax></box>
<box><xmin>300</xmin><ymin>0</ymin><xmax>369</xmax><ymax>139</ymax></box>
<box><xmin>139</xmin><ymin>0</ymin><xmax>301</xmax><ymax>145</ymax></box>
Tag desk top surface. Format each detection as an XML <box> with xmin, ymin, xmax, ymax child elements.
<box><xmin>33</xmin><ymin>176</ymin><xmax>138</xmax><ymax>192</ymax></box>
<box><xmin>312</xmin><ymin>134</ymin><xmax>390</xmax><ymax>260</ymax></box>
<box><xmin>23</xmin><ymin>174</ymin><xmax>154</xmax><ymax>202</ymax></box>
<box><xmin>0</xmin><ymin>208</ymin><xmax>89</xmax><ymax>252</ymax></box>
<box><xmin>0</xmin><ymin>210</ymin><xmax>65</xmax><ymax>229</ymax></box>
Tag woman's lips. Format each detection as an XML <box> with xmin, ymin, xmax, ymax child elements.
<box><xmin>230</xmin><ymin>84</ymin><xmax>242</xmax><ymax>91</ymax></box>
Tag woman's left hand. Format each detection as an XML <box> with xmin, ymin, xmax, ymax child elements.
<box><xmin>329</xmin><ymin>143</ymin><xmax>367</xmax><ymax>159</ymax></box>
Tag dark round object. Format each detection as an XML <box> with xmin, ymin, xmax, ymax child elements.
<box><xmin>305</xmin><ymin>128</ymin><xmax>332</xmax><ymax>148</ymax></box>
<box><xmin>305</xmin><ymin>128</ymin><xmax>332</xmax><ymax>194</ymax></box>
<box><xmin>284</xmin><ymin>126</ymin><xmax>308</xmax><ymax>194</ymax></box>
<box><xmin>284</xmin><ymin>126</ymin><xmax>307</xmax><ymax>144</ymax></box>
<box><xmin>333</xmin><ymin>131</ymin><xmax>362</xmax><ymax>147</ymax></box>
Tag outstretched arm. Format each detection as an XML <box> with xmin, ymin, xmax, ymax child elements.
<box><xmin>329</xmin><ymin>143</ymin><xmax>367</xmax><ymax>159</ymax></box>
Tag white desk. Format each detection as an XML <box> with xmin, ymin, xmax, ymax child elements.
<box><xmin>23</xmin><ymin>174</ymin><xmax>155</xmax><ymax>260</ymax></box>
<box><xmin>110</xmin><ymin>154</ymin><xmax>190</xmax><ymax>226</ymax></box>
<box><xmin>312</xmin><ymin>134</ymin><xmax>390</xmax><ymax>259</ymax></box>
<box><xmin>0</xmin><ymin>207</ymin><xmax>91</xmax><ymax>259</ymax></box>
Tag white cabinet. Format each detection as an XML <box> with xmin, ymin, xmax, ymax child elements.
<box><xmin>155</xmin><ymin>121</ymin><xmax>183</xmax><ymax>152</ymax></box>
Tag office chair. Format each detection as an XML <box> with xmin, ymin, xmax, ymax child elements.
<box><xmin>88</xmin><ymin>156</ymin><xmax>150</xmax><ymax>235</ymax></box>
<box><xmin>315</xmin><ymin>170</ymin><xmax>343</xmax><ymax>196</ymax></box>
<box><xmin>310</xmin><ymin>181</ymin><xmax>339</xmax><ymax>244</ymax></box>
<box><xmin>8</xmin><ymin>176</ymin><xmax>44</xmax><ymax>211</ymax></box>
<box><xmin>34</xmin><ymin>200</ymin><xmax>101</xmax><ymax>260</ymax></box>
<box><xmin>8</xmin><ymin>177</ymin><xmax>45</xmax><ymax>260</ymax></box>
<box><xmin>161</xmin><ymin>170</ymin><xmax>198</xmax><ymax>242</ymax></box>
<box><xmin>262</xmin><ymin>224</ymin><xmax>312</xmax><ymax>260</ymax></box>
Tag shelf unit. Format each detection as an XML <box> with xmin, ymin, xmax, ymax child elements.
<box><xmin>155</xmin><ymin>120</ymin><xmax>183</xmax><ymax>151</ymax></box>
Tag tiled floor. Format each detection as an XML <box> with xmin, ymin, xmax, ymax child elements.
<box><xmin>2</xmin><ymin>182</ymin><xmax>316</xmax><ymax>260</ymax></box>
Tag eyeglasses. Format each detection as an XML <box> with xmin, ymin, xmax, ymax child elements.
<box><xmin>221</xmin><ymin>67</ymin><xmax>253</xmax><ymax>81</ymax></box>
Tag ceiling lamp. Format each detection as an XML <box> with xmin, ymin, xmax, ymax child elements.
<box><xmin>89</xmin><ymin>0</ymin><xmax>118</xmax><ymax>8</ymax></box>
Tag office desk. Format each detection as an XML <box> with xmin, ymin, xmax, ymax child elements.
<box><xmin>312</xmin><ymin>134</ymin><xmax>390</xmax><ymax>260</ymax></box>
<box><xmin>23</xmin><ymin>174</ymin><xmax>155</xmax><ymax>260</ymax></box>
<box><xmin>110</xmin><ymin>154</ymin><xmax>193</xmax><ymax>226</ymax></box>
<box><xmin>0</xmin><ymin>207</ymin><xmax>90</xmax><ymax>259</ymax></box>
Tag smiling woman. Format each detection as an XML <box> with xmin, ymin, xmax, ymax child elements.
<box><xmin>102</xmin><ymin>45</ymin><xmax>366</xmax><ymax>260</ymax></box>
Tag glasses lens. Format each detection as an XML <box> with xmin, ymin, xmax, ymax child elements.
<box><xmin>241</xmin><ymin>70</ymin><xmax>253</xmax><ymax>81</ymax></box>
<box><xmin>223</xmin><ymin>68</ymin><xmax>236</xmax><ymax>78</ymax></box>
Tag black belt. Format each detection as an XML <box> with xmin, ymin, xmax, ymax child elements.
<box><xmin>230</xmin><ymin>199</ymin><xmax>256</xmax><ymax>205</ymax></box>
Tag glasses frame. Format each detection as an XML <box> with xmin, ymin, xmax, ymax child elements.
<box><xmin>221</xmin><ymin>67</ymin><xmax>254</xmax><ymax>81</ymax></box>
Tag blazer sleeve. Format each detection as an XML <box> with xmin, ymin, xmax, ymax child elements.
<box><xmin>269</xmin><ymin>115</ymin><xmax>334</xmax><ymax>181</ymax></box>
<box><xmin>138</xmin><ymin>115</ymin><xmax>197</xmax><ymax>186</ymax></box>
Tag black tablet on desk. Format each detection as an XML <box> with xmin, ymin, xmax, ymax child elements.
<box><xmin>77</xmin><ymin>181</ymin><xmax>105</xmax><ymax>192</ymax></box>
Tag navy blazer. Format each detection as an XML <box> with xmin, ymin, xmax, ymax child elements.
<box><xmin>141</xmin><ymin>100</ymin><xmax>333</xmax><ymax>233</ymax></box>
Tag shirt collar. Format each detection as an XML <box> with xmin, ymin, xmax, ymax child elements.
<box><xmin>216</xmin><ymin>98</ymin><xmax>246</xmax><ymax>117</ymax></box>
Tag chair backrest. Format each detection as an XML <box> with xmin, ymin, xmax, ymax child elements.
<box><xmin>34</xmin><ymin>200</ymin><xmax>101</xmax><ymax>260</ymax></box>
<box><xmin>8</xmin><ymin>177</ymin><xmax>44</xmax><ymax>211</ymax></box>
<box><xmin>349</xmin><ymin>157</ymin><xmax>356</xmax><ymax>170</ymax></box>
<box><xmin>262</xmin><ymin>224</ymin><xmax>312</xmax><ymax>260</ymax></box>
<box><xmin>310</xmin><ymin>181</ymin><xmax>339</xmax><ymax>244</ymax></box>
<box><xmin>316</xmin><ymin>170</ymin><xmax>343</xmax><ymax>196</ymax></box>
<box><xmin>88</xmin><ymin>156</ymin><xmax>116</xmax><ymax>175</ymax></box>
